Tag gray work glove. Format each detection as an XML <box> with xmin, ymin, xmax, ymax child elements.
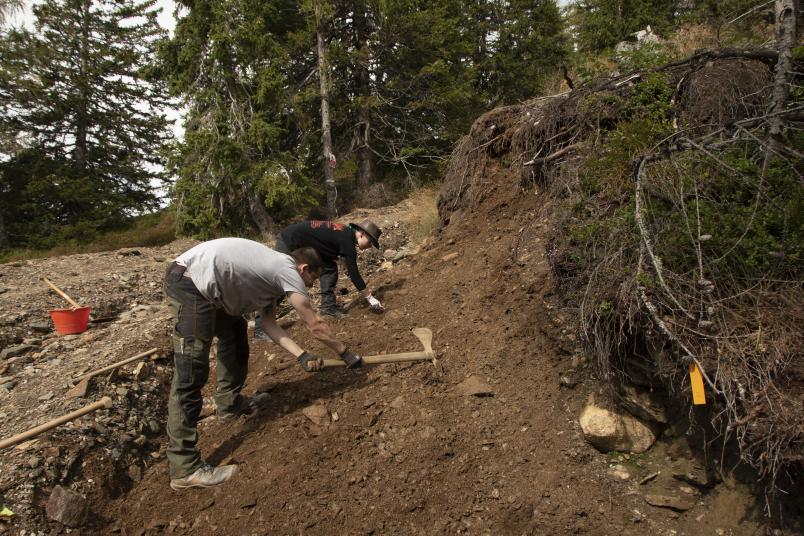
<box><xmin>298</xmin><ymin>351</ymin><xmax>324</xmax><ymax>372</ymax></box>
<box><xmin>339</xmin><ymin>349</ymin><xmax>363</xmax><ymax>369</ymax></box>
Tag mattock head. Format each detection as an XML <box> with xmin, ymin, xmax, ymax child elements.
<box><xmin>411</xmin><ymin>327</ymin><xmax>434</xmax><ymax>360</ymax></box>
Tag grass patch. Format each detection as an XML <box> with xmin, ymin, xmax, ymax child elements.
<box><xmin>406</xmin><ymin>186</ymin><xmax>440</xmax><ymax>243</ymax></box>
<box><xmin>0</xmin><ymin>210</ymin><xmax>176</xmax><ymax>263</ymax></box>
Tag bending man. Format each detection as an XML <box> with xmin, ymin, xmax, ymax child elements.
<box><xmin>164</xmin><ymin>238</ymin><xmax>362</xmax><ymax>490</ymax></box>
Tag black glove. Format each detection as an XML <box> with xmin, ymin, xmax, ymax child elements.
<box><xmin>298</xmin><ymin>351</ymin><xmax>324</xmax><ymax>372</ymax></box>
<box><xmin>339</xmin><ymin>348</ymin><xmax>363</xmax><ymax>369</ymax></box>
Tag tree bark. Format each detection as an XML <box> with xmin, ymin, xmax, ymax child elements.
<box><xmin>767</xmin><ymin>0</ymin><xmax>797</xmax><ymax>157</ymax></box>
<box><xmin>316</xmin><ymin>1</ymin><xmax>337</xmax><ymax>218</ymax></box>
<box><xmin>73</xmin><ymin>0</ymin><xmax>91</xmax><ymax>168</ymax></box>
<box><xmin>244</xmin><ymin>181</ymin><xmax>274</xmax><ymax>237</ymax></box>
<box><xmin>352</xmin><ymin>0</ymin><xmax>375</xmax><ymax>194</ymax></box>
<box><xmin>0</xmin><ymin>210</ymin><xmax>10</xmax><ymax>249</ymax></box>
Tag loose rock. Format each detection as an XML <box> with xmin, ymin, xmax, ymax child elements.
<box><xmin>46</xmin><ymin>485</ymin><xmax>89</xmax><ymax>527</ymax></box>
<box><xmin>644</xmin><ymin>494</ymin><xmax>695</xmax><ymax>512</ymax></box>
<box><xmin>302</xmin><ymin>404</ymin><xmax>329</xmax><ymax>426</ymax></box>
<box><xmin>1</xmin><ymin>344</ymin><xmax>33</xmax><ymax>360</ymax></box>
<box><xmin>456</xmin><ymin>376</ymin><xmax>494</xmax><ymax>397</ymax></box>
<box><xmin>579</xmin><ymin>404</ymin><xmax>656</xmax><ymax>453</ymax></box>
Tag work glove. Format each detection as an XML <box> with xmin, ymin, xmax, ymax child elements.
<box><xmin>339</xmin><ymin>348</ymin><xmax>363</xmax><ymax>369</ymax></box>
<box><xmin>366</xmin><ymin>294</ymin><xmax>384</xmax><ymax>313</ymax></box>
<box><xmin>298</xmin><ymin>351</ymin><xmax>324</xmax><ymax>372</ymax></box>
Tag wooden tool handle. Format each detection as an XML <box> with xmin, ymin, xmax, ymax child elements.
<box><xmin>72</xmin><ymin>348</ymin><xmax>159</xmax><ymax>383</ymax></box>
<box><xmin>321</xmin><ymin>351</ymin><xmax>433</xmax><ymax>368</ymax></box>
<box><xmin>43</xmin><ymin>277</ymin><xmax>82</xmax><ymax>309</ymax></box>
<box><xmin>0</xmin><ymin>397</ymin><xmax>113</xmax><ymax>450</ymax></box>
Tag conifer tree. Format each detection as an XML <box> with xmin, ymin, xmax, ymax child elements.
<box><xmin>0</xmin><ymin>0</ymin><xmax>172</xmax><ymax>248</ymax></box>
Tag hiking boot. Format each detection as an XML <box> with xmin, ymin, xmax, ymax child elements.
<box><xmin>217</xmin><ymin>394</ymin><xmax>257</xmax><ymax>421</ymax></box>
<box><xmin>170</xmin><ymin>463</ymin><xmax>238</xmax><ymax>490</ymax></box>
<box><xmin>319</xmin><ymin>307</ymin><xmax>346</xmax><ymax>319</ymax></box>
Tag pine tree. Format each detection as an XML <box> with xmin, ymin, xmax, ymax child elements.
<box><xmin>0</xmin><ymin>0</ymin><xmax>172</xmax><ymax>248</ymax></box>
<box><xmin>162</xmin><ymin>0</ymin><xmax>320</xmax><ymax>237</ymax></box>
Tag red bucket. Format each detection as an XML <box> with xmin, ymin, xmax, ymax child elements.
<box><xmin>49</xmin><ymin>307</ymin><xmax>91</xmax><ymax>335</ymax></box>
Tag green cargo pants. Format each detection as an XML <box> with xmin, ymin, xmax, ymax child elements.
<box><xmin>164</xmin><ymin>263</ymin><xmax>249</xmax><ymax>479</ymax></box>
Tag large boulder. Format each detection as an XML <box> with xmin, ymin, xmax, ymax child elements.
<box><xmin>579</xmin><ymin>404</ymin><xmax>656</xmax><ymax>453</ymax></box>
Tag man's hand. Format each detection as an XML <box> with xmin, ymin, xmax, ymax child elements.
<box><xmin>339</xmin><ymin>349</ymin><xmax>363</xmax><ymax>369</ymax></box>
<box><xmin>366</xmin><ymin>294</ymin><xmax>384</xmax><ymax>312</ymax></box>
<box><xmin>298</xmin><ymin>351</ymin><xmax>324</xmax><ymax>372</ymax></box>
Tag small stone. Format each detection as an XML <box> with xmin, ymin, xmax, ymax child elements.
<box><xmin>608</xmin><ymin>465</ymin><xmax>631</xmax><ymax>480</ymax></box>
<box><xmin>1</xmin><ymin>344</ymin><xmax>33</xmax><ymax>360</ymax></box>
<box><xmin>456</xmin><ymin>376</ymin><xmax>494</xmax><ymax>397</ymax></box>
<box><xmin>38</xmin><ymin>392</ymin><xmax>54</xmax><ymax>402</ymax></box>
<box><xmin>29</xmin><ymin>321</ymin><xmax>52</xmax><ymax>333</ymax></box>
<box><xmin>389</xmin><ymin>395</ymin><xmax>405</xmax><ymax>409</ymax></box>
<box><xmin>46</xmin><ymin>485</ymin><xmax>89</xmax><ymax>527</ymax></box>
<box><xmin>442</xmin><ymin>252</ymin><xmax>459</xmax><ymax>262</ymax></box>
<box><xmin>148</xmin><ymin>420</ymin><xmax>161</xmax><ymax>435</ymax></box>
<box><xmin>645</xmin><ymin>494</ymin><xmax>695</xmax><ymax>511</ymax></box>
<box><xmin>128</xmin><ymin>465</ymin><xmax>143</xmax><ymax>483</ymax></box>
<box><xmin>302</xmin><ymin>404</ymin><xmax>329</xmax><ymax>426</ymax></box>
<box><xmin>1</xmin><ymin>381</ymin><xmax>16</xmax><ymax>392</ymax></box>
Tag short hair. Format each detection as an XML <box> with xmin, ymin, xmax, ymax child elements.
<box><xmin>290</xmin><ymin>247</ymin><xmax>323</xmax><ymax>273</ymax></box>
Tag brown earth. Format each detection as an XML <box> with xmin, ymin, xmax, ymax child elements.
<box><xmin>0</xmin><ymin>182</ymin><xmax>797</xmax><ymax>535</ymax></box>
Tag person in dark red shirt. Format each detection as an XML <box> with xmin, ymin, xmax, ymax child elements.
<box><xmin>274</xmin><ymin>219</ymin><xmax>383</xmax><ymax>317</ymax></box>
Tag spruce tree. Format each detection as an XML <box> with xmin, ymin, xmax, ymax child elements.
<box><xmin>0</xmin><ymin>0</ymin><xmax>172</xmax><ymax>248</ymax></box>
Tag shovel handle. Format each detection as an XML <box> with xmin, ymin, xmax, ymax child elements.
<box><xmin>0</xmin><ymin>397</ymin><xmax>112</xmax><ymax>450</ymax></box>
<box><xmin>72</xmin><ymin>348</ymin><xmax>159</xmax><ymax>384</ymax></box>
<box><xmin>321</xmin><ymin>351</ymin><xmax>434</xmax><ymax>368</ymax></box>
<box><xmin>43</xmin><ymin>278</ymin><xmax>82</xmax><ymax>309</ymax></box>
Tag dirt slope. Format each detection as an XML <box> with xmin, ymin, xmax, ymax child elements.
<box><xmin>98</xmin><ymin>173</ymin><xmax>778</xmax><ymax>535</ymax></box>
<box><xmin>0</xmin><ymin>180</ymin><xmax>788</xmax><ymax>534</ymax></box>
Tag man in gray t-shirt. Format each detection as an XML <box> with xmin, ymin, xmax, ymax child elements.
<box><xmin>164</xmin><ymin>238</ymin><xmax>363</xmax><ymax>490</ymax></box>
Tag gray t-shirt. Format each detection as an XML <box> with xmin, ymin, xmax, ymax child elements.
<box><xmin>175</xmin><ymin>238</ymin><xmax>308</xmax><ymax>316</ymax></box>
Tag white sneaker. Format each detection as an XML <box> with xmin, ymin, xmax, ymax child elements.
<box><xmin>170</xmin><ymin>463</ymin><xmax>238</xmax><ymax>490</ymax></box>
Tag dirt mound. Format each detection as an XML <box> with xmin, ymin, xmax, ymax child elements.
<box><xmin>438</xmin><ymin>47</ymin><xmax>802</xmax><ymax>520</ymax></box>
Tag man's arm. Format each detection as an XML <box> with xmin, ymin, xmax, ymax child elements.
<box><xmin>286</xmin><ymin>292</ymin><xmax>347</xmax><ymax>355</ymax></box>
<box><xmin>260</xmin><ymin>302</ymin><xmax>305</xmax><ymax>358</ymax></box>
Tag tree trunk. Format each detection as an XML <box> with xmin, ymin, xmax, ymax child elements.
<box><xmin>73</xmin><ymin>0</ymin><xmax>91</xmax><ymax>168</ymax></box>
<box><xmin>352</xmin><ymin>0</ymin><xmax>375</xmax><ymax>195</ymax></box>
<box><xmin>767</xmin><ymin>0</ymin><xmax>797</xmax><ymax>158</ymax></box>
<box><xmin>0</xmin><ymin>210</ymin><xmax>10</xmax><ymax>249</ymax></box>
<box><xmin>244</xmin><ymin>181</ymin><xmax>274</xmax><ymax>238</ymax></box>
<box><xmin>316</xmin><ymin>1</ymin><xmax>337</xmax><ymax>218</ymax></box>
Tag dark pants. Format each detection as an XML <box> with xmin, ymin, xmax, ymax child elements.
<box><xmin>164</xmin><ymin>263</ymin><xmax>249</xmax><ymax>478</ymax></box>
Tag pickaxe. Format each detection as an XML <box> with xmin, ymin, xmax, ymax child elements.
<box><xmin>320</xmin><ymin>327</ymin><xmax>435</xmax><ymax>368</ymax></box>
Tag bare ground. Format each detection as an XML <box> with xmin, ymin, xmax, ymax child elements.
<box><xmin>0</xmin><ymin>182</ymin><xmax>797</xmax><ymax>535</ymax></box>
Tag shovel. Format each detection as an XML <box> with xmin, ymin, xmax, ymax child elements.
<box><xmin>0</xmin><ymin>397</ymin><xmax>113</xmax><ymax>451</ymax></box>
<box><xmin>66</xmin><ymin>348</ymin><xmax>160</xmax><ymax>398</ymax></box>
<box><xmin>320</xmin><ymin>327</ymin><xmax>435</xmax><ymax>368</ymax></box>
<box><xmin>43</xmin><ymin>278</ymin><xmax>82</xmax><ymax>309</ymax></box>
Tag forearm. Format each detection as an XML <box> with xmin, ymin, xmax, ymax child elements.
<box><xmin>262</xmin><ymin>316</ymin><xmax>304</xmax><ymax>358</ymax></box>
<box><xmin>306</xmin><ymin>317</ymin><xmax>347</xmax><ymax>355</ymax></box>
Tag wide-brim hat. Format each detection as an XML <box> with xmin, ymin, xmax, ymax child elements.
<box><xmin>350</xmin><ymin>219</ymin><xmax>381</xmax><ymax>249</ymax></box>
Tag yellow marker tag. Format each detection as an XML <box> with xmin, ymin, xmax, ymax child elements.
<box><xmin>0</xmin><ymin>505</ymin><xmax>13</xmax><ymax>518</ymax></box>
<box><xmin>689</xmin><ymin>363</ymin><xmax>706</xmax><ymax>405</ymax></box>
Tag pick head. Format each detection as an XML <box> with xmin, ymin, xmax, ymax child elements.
<box><xmin>411</xmin><ymin>327</ymin><xmax>434</xmax><ymax>358</ymax></box>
